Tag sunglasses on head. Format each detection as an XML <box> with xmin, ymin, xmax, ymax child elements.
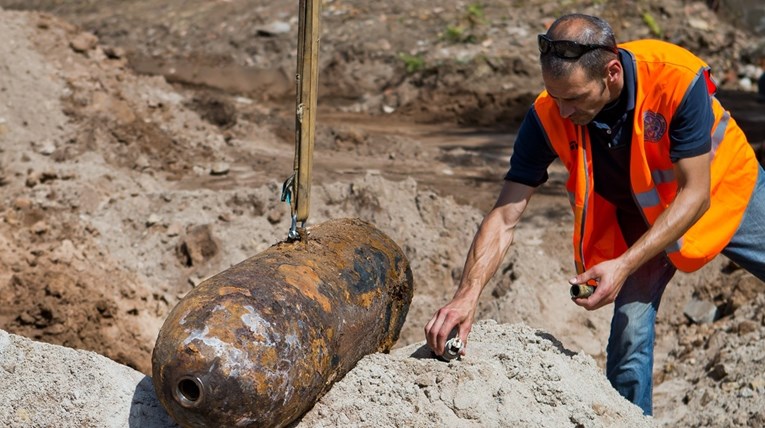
<box><xmin>538</xmin><ymin>34</ymin><xmax>617</xmax><ymax>59</ymax></box>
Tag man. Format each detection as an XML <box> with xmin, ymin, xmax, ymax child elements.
<box><xmin>425</xmin><ymin>13</ymin><xmax>765</xmax><ymax>415</ymax></box>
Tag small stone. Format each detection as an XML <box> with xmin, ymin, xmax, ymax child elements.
<box><xmin>134</xmin><ymin>155</ymin><xmax>150</xmax><ymax>170</ymax></box>
<box><xmin>15</xmin><ymin>408</ymin><xmax>31</xmax><ymax>422</ymax></box>
<box><xmin>4</xmin><ymin>210</ymin><xmax>19</xmax><ymax>226</ymax></box>
<box><xmin>750</xmin><ymin>377</ymin><xmax>765</xmax><ymax>392</ymax></box>
<box><xmin>31</xmin><ymin>221</ymin><xmax>48</xmax><ymax>234</ymax></box>
<box><xmin>591</xmin><ymin>402</ymin><xmax>607</xmax><ymax>416</ymax></box>
<box><xmin>18</xmin><ymin>312</ymin><xmax>35</xmax><ymax>325</ymax></box>
<box><xmin>102</xmin><ymin>45</ymin><xmax>125</xmax><ymax>59</ymax></box>
<box><xmin>687</xmin><ymin>18</ymin><xmax>710</xmax><ymax>31</ymax></box>
<box><xmin>739</xmin><ymin>387</ymin><xmax>754</xmax><ymax>398</ymax></box>
<box><xmin>738</xmin><ymin>320</ymin><xmax>759</xmax><ymax>335</ymax></box>
<box><xmin>210</xmin><ymin>162</ymin><xmax>230</xmax><ymax>176</ymax></box>
<box><xmin>146</xmin><ymin>214</ymin><xmax>161</xmax><ymax>227</ymax></box>
<box><xmin>684</xmin><ymin>298</ymin><xmax>718</xmax><ymax>324</ymax></box>
<box><xmin>255</xmin><ymin>21</ymin><xmax>291</xmax><ymax>36</ymax></box>
<box><xmin>700</xmin><ymin>389</ymin><xmax>713</xmax><ymax>406</ymax></box>
<box><xmin>38</xmin><ymin>141</ymin><xmax>56</xmax><ymax>156</ymax></box>
<box><xmin>44</xmin><ymin>324</ymin><xmax>67</xmax><ymax>335</ymax></box>
<box><xmin>51</xmin><ymin>239</ymin><xmax>77</xmax><ymax>265</ymax></box>
<box><xmin>414</xmin><ymin>374</ymin><xmax>434</xmax><ymax>387</ymax></box>
<box><xmin>26</xmin><ymin>171</ymin><xmax>41</xmax><ymax>188</ymax></box>
<box><xmin>708</xmin><ymin>363</ymin><xmax>731</xmax><ymax>381</ymax></box>
<box><xmin>176</xmin><ymin>224</ymin><xmax>219</xmax><ymax>267</ymax></box>
<box><xmin>267</xmin><ymin>208</ymin><xmax>284</xmax><ymax>224</ymax></box>
<box><xmin>70</xmin><ymin>32</ymin><xmax>98</xmax><ymax>53</ymax></box>
<box><xmin>6</xmin><ymin>198</ymin><xmax>23</xmax><ymax>210</ymax></box>
<box><xmin>167</xmin><ymin>223</ymin><xmax>183</xmax><ymax>237</ymax></box>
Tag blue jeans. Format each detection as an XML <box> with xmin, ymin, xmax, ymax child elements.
<box><xmin>607</xmin><ymin>164</ymin><xmax>765</xmax><ymax>415</ymax></box>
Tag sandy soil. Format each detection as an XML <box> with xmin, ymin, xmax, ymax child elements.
<box><xmin>0</xmin><ymin>0</ymin><xmax>763</xmax><ymax>426</ymax></box>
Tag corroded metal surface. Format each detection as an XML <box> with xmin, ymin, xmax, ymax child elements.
<box><xmin>569</xmin><ymin>283</ymin><xmax>595</xmax><ymax>299</ymax></box>
<box><xmin>152</xmin><ymin>218</ymin><xmax>413</xmax><ymax>428</ymax></box>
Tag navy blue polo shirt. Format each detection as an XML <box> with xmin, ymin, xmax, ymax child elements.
<box><xmin>506</xmin><ymin>49</ymin><xmax>714</xmax><ymax>245</ymax></box>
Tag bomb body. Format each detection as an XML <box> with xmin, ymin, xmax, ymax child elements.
<box><xmin>152</xmin><ymin>218</ymin><xmax>413</xmax><ymax>428</ymax></box>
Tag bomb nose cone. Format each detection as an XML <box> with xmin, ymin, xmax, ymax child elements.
<box><xmin>174</xmin><ymin>376</ymin><xmax>204</xmax><ymax>408</ymax></box>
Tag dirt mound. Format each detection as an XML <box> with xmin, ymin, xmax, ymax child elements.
<box><xmin>296</xmin><ymin>320</ymin><xmax>651</xmax><ymax>428</ymax></box>
<box><xmin>0</xmin><ymin>322</ymin><xmax>650</xmax><ymax>428</ymax></box>
<box><xmin>0</xmin><ymin>329</ymin><xmax>176</xmax><ymax>428</ymax></box>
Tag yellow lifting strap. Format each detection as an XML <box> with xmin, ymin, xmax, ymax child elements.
<box><xmin>282</xmin><ymin>0</ymin><xmax>321</xmax><ymax>240</ymax></box>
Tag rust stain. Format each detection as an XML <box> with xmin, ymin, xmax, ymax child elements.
<box><xmin>260</xmin><ymin>347</ymin><xmax>278</xmax><ymax>368</ymax></box>
<box><xmin>308</xmin><ymin>338</ymin><xmax>330</xmax><ymax>373</ymax></box>
<box><xmin>217</xmin><ymin>286</ymin><xmax>251</xmax><ymax>297</ymax></box>
<box><xmin>252</xmin><ymin>371</ymin><xmax>269</xmax><ymax>396</ymax></box>
<box><xmin>278</xmin><ymin>264</ymin><xmax>332</xmax><ymax>312</ymax></box>
<box><xmin>357</xmin><ymin>290</ymin><xmax>376</xmax><ymax>309</ymax></box>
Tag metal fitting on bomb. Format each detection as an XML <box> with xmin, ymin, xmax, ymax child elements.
<box><xmin>441</xmin><ymin>337</ymin><xmax>463</xmax><ymax>361</ymax></box>
<box><xmin>570</xmin><ymin>283</ymin><xmax>595</xmax><ymax>298</ymax></box>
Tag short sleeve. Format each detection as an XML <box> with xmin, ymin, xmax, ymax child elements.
<box><xmin>668</xmin><ymin>76</ymin><xmax>714</xmax><ymax>162</ymax></box>
<box><xmin>504</xmin><ymin>107</ymin><xmax>559</xmax><ymax>187</ymax></box>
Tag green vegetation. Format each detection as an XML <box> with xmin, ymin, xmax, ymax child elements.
<box><xmin>442</xmin><ymin>2</ymin><xmax>487</xmax><ymax>44</ymax></box>
<box><xmin>642</xmin><ymin>12</ymin><xmax>663</xmax><ymax>38</ymax></box>
<box><xmin>398</xmin><ymin>52</ymin><xmax>425</xmax><ymax>74</ymax></box>
<box><xmin>444</xmin><ymin>24</ymin><xmax>476</xmax><ymax>44</ymax></box>
<box><xmin>466</xmin><ymin>3</ymin><xmax>486</xmax><ymax>24</ymax></box>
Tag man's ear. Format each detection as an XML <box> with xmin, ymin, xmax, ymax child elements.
<box><xmin>606</xmin><ymin>59</ymin><xmax>622</xmax><ymax>83</ymax></box>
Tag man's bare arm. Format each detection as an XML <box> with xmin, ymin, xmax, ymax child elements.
<box><xmin>425</xmin><ymin>180</ymin><xmax>536</xmax><ymax>354</ymax></box>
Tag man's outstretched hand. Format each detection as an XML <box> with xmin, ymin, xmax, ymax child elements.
<box><xmin>425</xmin><ymin>297</ymin><xmax>475</xmax><ymax>357</ymax></box>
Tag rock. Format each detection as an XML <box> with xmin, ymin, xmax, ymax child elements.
<box><xmin>737</xmin><ymin>319</ymin><xmax>759</xmax><ymax>335</ymax></box>
<box><xmin>25</xmin><ymin>171</ymin><xmax>41</xmax><ymax>188</ymax></box>
<box><xmin>684</xmin><ymin>298</ymin><xmax>718</xmax><ymax>324</ymax></box>
<box><xmin>750</xmin><ymin>376</ymin><xmax>765</xmax><ymax>393</ymax></box>
<box><xmin>166</xmin><ymin>223</ymin><xmax>183</xmax><ymax>237</ymax></box>
<box><xmin>50</xmin><ymin>239</ymin><xmax>77</xmax><ymax>265</ymax></box>
<box><xmin>102</xmin><ymin>45</ymin><xmax>125</xmax><ymax>59</ymax></box>
<box><xmin>739</xmin><ymin>387</ymin><xmax>754</xmax><ymax>398</ymax></box>
<box><xmin>687</xmin><ymin>18</ymin><xmax>710</xmax><ymax>31</ymax></box>
<box><xmin>38</xmin><ymin>141</ymin><xmax>56</xmax><ymax>156</ymax></box>
<box><xmin>31</xmin><ymin>221</ymin><xmax>48</xmax><ymax>235</ymax></box>
<box><xmin>146</xmin><ymin>214</ymin><xmax>162</xmax><ymax>227</ymax></box>
<box><xmin>13</xmin><ymin>197</ymin><xmax>32</xmax><ymax>210</ymax></box>
<box><xmin>210</xmin><ymin>162</ymin><xmax>230</xmax><ymax>176</ymax></box>
<box><xmin>255</xmin><ymin>21</ymin><xmax>291</xmax><ymax>36</ymax></box>
<box><xmin>266</xmin><ymin>207</ymin><xmax>284</xmax><ymax>224</ymax></box>
<box><xmin>69</xmin><ymin>32</ymin><xmax>98</xmax><ymax>53</ymax></box>
<box><xmin>176</xmin><ymin>224</ymin><xmax>219</xmax><ymax>267</ymax></box>
<box><xmin>708</xmin><ymin>363</ymin><xmax>731</xmax><ymax>381</ymax></box>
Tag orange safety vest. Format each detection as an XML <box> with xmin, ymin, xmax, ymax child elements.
<box><xmin>534</xmin><ymin>39</ymin><xmax>759</xmax><ymax>273</ymax></box>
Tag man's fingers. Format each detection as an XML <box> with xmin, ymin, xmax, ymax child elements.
<box><xmin>435</xmin><ymin>315</ymin><xmax>454</xmax><ymax>355</ymax></box>
<box><xmin>425</xmin><ymin>316</ymin><xmax>436</xmax><ymax>338</ymax></box>
<box><xmin>458</xmin><ymin>324</ymin><xmax>472</xmax><ymax>355</ymax></box>
<box><xmin>425</xmin><ymin>314</ymin><xmax>441</xmax><ymax>352</ymax></box>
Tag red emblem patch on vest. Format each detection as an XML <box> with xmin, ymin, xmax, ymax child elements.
<box><xmin>643</xmin><ymin>111</ymin><xmax>667</xmax><ymax>142</ymax></box>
